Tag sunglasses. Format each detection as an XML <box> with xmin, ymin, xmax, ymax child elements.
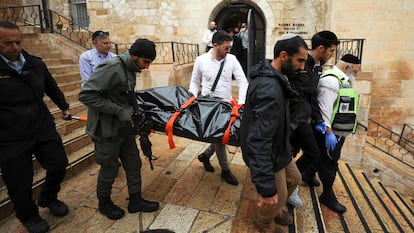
<box><xmin>92</xmin><ymin>31</ymin><xmax>109</xmax><ymax>40</ymax></box>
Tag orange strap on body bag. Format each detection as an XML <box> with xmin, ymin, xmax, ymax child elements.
<box><xmin>222</xmin><ymin>99</ymin><xmax>243</xmax><ymax>145</ymax></box>
<box><xmin>165</xmin><ymin>96</ymin><xmax>197</xmax><ymax>149</ymax></box>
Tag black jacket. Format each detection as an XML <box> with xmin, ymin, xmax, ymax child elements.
<box><xmin>289</xmin><ymin>54</ymin><xmax>323</xmax><ymax>127</ymax></box>
<box><xmin>0</xmin><ymin>50</ymin><xmax>68</xmax><ymax>143</ymax></box>
<box><xmin>239</xmin><ymin>59</ymin><xmax>298</xmax><ymax>197</ymax></box>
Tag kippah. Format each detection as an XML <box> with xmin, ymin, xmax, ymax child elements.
<box><xmin>278</xmin><ymin>33</ymin><xmax>298</xmax><ymax>41</ymax></box>
<box><xmin>340</xmin><ymin>54</ymin><xmax>360</xmax><ymax>64</ymax></box>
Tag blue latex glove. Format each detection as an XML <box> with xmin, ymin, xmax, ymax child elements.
<box><xmin>315</xmin><ymin>121</ymin><xmax>327</xmax><ymax>134</ymax></box>
<box><xmin>325</xmin><ymin>131</ymin><xmax>337</xmax><ymax>151</ymax></box>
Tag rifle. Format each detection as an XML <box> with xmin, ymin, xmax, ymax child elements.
<box><xmin>123</xmin><ymin>90</ymin><xmax>155</xmax><ymax>170</ymax></box>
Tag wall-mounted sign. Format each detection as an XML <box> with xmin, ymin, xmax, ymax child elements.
<box><xmin>278</xmin><ymin>23</ymin><xmax>308</xmax><ymax>35</ymax></box>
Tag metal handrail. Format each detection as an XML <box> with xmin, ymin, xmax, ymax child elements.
<box><xmin>0</xmin><ymin>5</ymin><xmax>44</xmax><ymax>32</ymax></box>
<box><xmin>113</xmin><ymin>42</ymin><xmax>199</xmax><ymax>65</ymax></box>
<box><xmin>367</xmin><ymin>119</ymin><xmax>414</xmax><ymax>168</ymax></box>
<box><xmin>0</xmin><ymin>5</ymin><xmax>199</xmax><ymax>65</ymax></box>
<box><xmin>400</xmin><ymin>123</ymin><xmax>414</xmax><ymax>153</ymax></box>
<box><xmin>304</xmin><ymin>38</ymin><xmax>365</xmax><ymax>68</ymax></box>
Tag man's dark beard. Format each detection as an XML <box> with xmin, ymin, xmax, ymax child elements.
<box><xmin>281</xmin><ymin>57</ymin><xmax>295</xmax><ymax>79</ymax></box>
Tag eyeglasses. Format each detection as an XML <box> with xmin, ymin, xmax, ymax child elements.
<box><xmin>219</xmin><ymin>45</ymin><xmax>232</xmax><ymax>51</ymax></box>
<box><xmin>92</xmin><ymin>31</ymin><xmax>109</xmax><ymax>41</ymax></box>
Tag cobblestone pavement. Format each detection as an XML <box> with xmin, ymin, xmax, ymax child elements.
<box><xmin>0</xmin><ymin>133</ymin><xmax>273</xmax><ymax>233</ymax></box>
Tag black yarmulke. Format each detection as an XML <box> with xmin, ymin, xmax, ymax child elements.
<box><xmin>340</xmin><ymin>54</ymin><xmax>360</xmax><ymax>64</ymax></box>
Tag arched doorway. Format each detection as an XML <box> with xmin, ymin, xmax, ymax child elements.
<box><xmin>212</xmin><ymin>2</ymin><xmax>266</xmax><ymax>77</ymax></box>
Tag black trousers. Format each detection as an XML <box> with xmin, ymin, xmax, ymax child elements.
<box><xmin>0</xmin><ymin>130</ymin><xmax>68</xmax><ymax>221</ymax></box>
<box><xmin>314</xmin><ymin>132</ymin><xmax>346</xmax><ymax>195</ymax></box>
<box><xmin>291</xmin><ymin>122</ymin><xmax>321</xmax><ymax>177</ymax></box>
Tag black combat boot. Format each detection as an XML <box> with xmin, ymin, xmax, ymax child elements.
<box><xmin>221</xmin><ymin>170</ymin><xmax>239</xmax><ymax>185</ymax></box>
<box><xmin>128</xmin><ymin>193</ymin><xmax>159</xmax><ymax>213</ymax></box>
<box><xmin>22</xmin><ymin>212</ymin><xmax>49</xmax><ymax>233</ymax></box>
<box><xmin>98</xmin><ymin>196</ymin><xmax>125</xmax><ymax>220</ymax></box>
<box><xmin>319</xmin><ymin>192</ymin><xmax>346</xmax><ymax>213</ymax></box>
<box><xmin>197</xmin><ymin>153</ymin><xmax>214</xmax><ymax>172</ymax></box>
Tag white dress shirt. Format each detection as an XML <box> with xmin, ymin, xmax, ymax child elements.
<box><xmin>189</xmin><ymin>50</ymin><xmax>248</xmax><ymax>104</ymax></box>
<box><xmin>317</xmin><ymin>66</ymin><xmax>350</xmax><ymax>136</ymax></box>
<box><xmin>202</xmin><ymin>29</ymin><xmax>217</xmax><ymax>48</ymax></box>
<box><xmin>79</xmin><ymin>48</ymin><xmax>116</xmax><ymax>85</ymax></box>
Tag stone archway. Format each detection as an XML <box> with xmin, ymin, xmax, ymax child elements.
<box><xmin>209</xmin><ymin>1</ymin><xmax>266</xmax><ymax>69</ymax></box>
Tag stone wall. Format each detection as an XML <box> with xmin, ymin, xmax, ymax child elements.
<box><xmin>2</xmin><ymin>0</ymin><xmax>412</xmax><ymax>132</ymax></box>
<box><xmin>328</xmin><ymin>0</ymin><xmax>414</xmax><ymax>133</ymax></box>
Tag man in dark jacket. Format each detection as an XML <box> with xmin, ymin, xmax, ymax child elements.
<box><xmin>289</xmin><ymin>31</ymin><xmax>339</xmax><ymax>187</ymax></box>
<box><xmin>239</xmin><ymin>34</ymin><xmax>307</xmax><ymax>233</ymax></box>
<box><xmin>0</xmin><ymin>20</ymin><xmax>71</xmax><ymax>233</ymax></box>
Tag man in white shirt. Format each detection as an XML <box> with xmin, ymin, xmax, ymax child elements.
<box><xmin>202</xmin><ymin>21</ymin><xmax>217</xmax><ymax>52</ymax></box>
<box><xmin>79</xmin><ymin>31</ymin><xmax>116</xmax><ymax>86</ymax></box>
<box><xmin>189</xmin><ymin>30</ymin><xmax>248</xmax><ymax>185</ymax></box>
<box><xmin>316</xmin><ymin>54</ymin><xmax>361</xmax><ymax>213</ymax></box>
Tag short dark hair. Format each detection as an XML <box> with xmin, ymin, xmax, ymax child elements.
<box><xmin>92</xmin><ymin>30</ymin><xmax>109</xmax><ymax>41</ymax></box>
<box><xmin>0</xmin><ymin>20</ymin><xmax>20</xmax><ymax>31</ymax></box>
<box><xmin>311</xmin><ymin>30</ymin><xmax>339</xmax><ymax>49</ymax></box>
<box><xmin>212</xmin><ymin>30</ymin><xmax>233</xmax><ymax>45</ymax></box>
<box><xmin>273</xmin><ymin>35</ymin><xmax>308</xmax><ymax>58</ymax></box>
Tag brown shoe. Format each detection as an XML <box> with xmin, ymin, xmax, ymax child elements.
<box><xmin>274</xmin><ymin>210</ymin><xmax>293</xmax><ymax>225</ymax></box>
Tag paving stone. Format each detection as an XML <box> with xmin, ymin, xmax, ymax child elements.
<box><xmin>230</xmin><ymin>148</ymin><xmax>247</xmax><ymax>166</ymax></box>
<box><xmin>143</xmin><ymin>176</ymin><xmax>177</xmax><ymax>202</ymax></box>
<box><xmin>110</xmin><ymin>204</ymin><xmax>162</xmax><ymax>233</ymax></box>
<box><xmin>163</xmin><ymin>160</ymin><xmax>204</xmax><ymax>205</ymax></box>
<box><xmin>211</xmin><ymin>174</ymin><xmax>244</xmax><ymax>216</ymax></box>
<box><xmin>190</xmin><ymin>210</ymin><xmax>233</xmax><ymax>233</ymax></box>
<box><xmin>241</xmin><ymin>172</ymin><xmax>260</xmax><ymax>201</ymax></box>
<box><xmin>51</xmin><ymin>205</ymin><xmax>105</xmax><ymax>233</ymax></box>
<box><xmin>175</xmin><ymin>141</ymin><xmax>206</xmax><ymax>162</ymax></box>
<box><xmin>186</xmin><ymin>171</ymin><xmax>222</xmax><ymax>211</ymax></box>
<box><xmin>161</xmin><ymin>159</ymin><xmax>191</xmax><ymax>180</ymax></box>
<box><xmin>149</xmin><ymin>203</ymin><xmax>198</xmax><ymax>233</ymax></box>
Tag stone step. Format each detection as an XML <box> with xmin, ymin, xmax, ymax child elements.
<box><xmin>43</xmin><ymin>58</ymin><xmax>75</xmax><ymax>67</ymax></box>
<box><xmin>47</xmin><ymin>64</ymin><xmax>80</xmax><ymax>75</ymax></box>
<box><xmin>49</xmin><ymin>101</ymin><xmax>87</xmax><ymax>120</ymax></box>
<box><xmin>53</xmin><ymin>72</ymin><xmax>81</xmax><ymax>83</ymax></box>
<box><xmin>55</xmin><ymin>112</ymin><xmax>87</xmax><ymax>136</ymax></box>
<box><xmin>335</xmin><ymin>162</ymin><xmax>413</xmax><ymax>233</ymax></box>
<box><xmin>44</xmin><ymin>89</ymin><xmax>80</xmax><ymax>110</ymax></box>
<box><xmin>58</xmin><ymin>80</ymin><xmax>81</xmax><ymax>93</ymax></box>
<box><xmin>295</xmin><ymin>185</ymin><xmax>325</xmax><ymax>232</ymax></box>
<box><xmin>382</xmin><ymin>185</ymin><xmax>414</xmax><ymax>230</ymax></box>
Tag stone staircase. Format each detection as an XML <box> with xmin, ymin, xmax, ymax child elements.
<box><xmin>0</xmin><ymin>29</ymin><xmax>94</xmax><ymax>221</ymax></box>
<box><xmin>0</xmin><ymin>29</ymin><xmax>413</xmax><ymax>232</ymax></box>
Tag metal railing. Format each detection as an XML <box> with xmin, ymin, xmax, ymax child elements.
<box><xmin>113</xmin><ymin>42</ymin><xmax>199</xmax><ymax>65</ymax></box>
<box><xmin>400</xmin><ymin>123</ymin><xmax>414</xmax><ymax>153</ymax></box>
<box><xmin>367</xmin><ymin>119</ymin><xmax>414</xmax><ymax>168</ymax></box>
<box><xmin>305</xmin><ymin>38</ymin><xmax>365</xmax><ymax>68</ymax></box>
<box><xmin>336</xmin><ymin>38</ymin><xmax>364</xmax><ymax>64</ymax></box>
<box><xmin>0</xmin><ymin>5</ymin><xmax>44</xmax><ymax>31</ymax></box>
<box><xmin>45</xmin><ymin>9</ymin><xmax>92</xmax><ymax>49</ymax></box>
<box><xmin>0</xmin><ymin>5</ymin><xmax>199</xmax><ymax>65</ymax></box>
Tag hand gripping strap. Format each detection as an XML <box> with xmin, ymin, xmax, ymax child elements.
<box><xmin>222</xmin><ymin>99</ymin><xmax>243</xmax><ymax>145</ymax></box>
<box><xmin>165</xmin><ymin>96</ymin><xmax>197</xmax><ymax>149</ymax></box>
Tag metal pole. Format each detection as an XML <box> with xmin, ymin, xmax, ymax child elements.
<box><xmin>41</xmin><ymin>0</ymin><xmax>49</xmax><ymax>29</ymax></box>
